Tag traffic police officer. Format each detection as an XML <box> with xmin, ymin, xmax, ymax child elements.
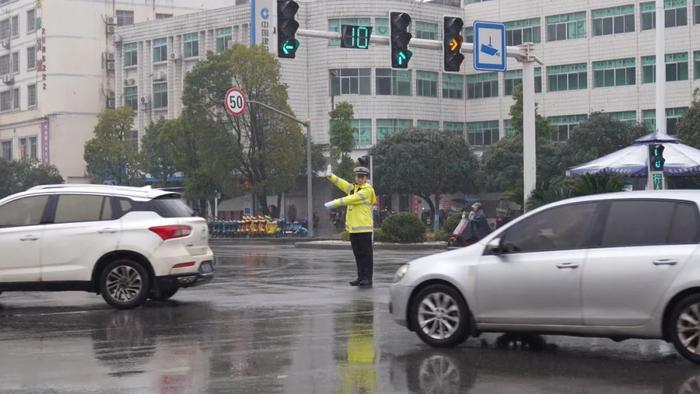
<box><xmin>323</xmin><ymin>163</ymin><xmax>376</xmax><ymax>288</ymax></box>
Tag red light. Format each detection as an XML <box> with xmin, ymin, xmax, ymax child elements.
<box><xmin>172</xmin><ymin>261</ymin><xmax>195</xmax><ymax>269</ymax></box>
<box><xmin>149</xmin><ymin>225</ymin><xmax>192</xmax><ymax>240</ymax></box>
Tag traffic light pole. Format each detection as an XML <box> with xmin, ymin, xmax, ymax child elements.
<box><xmin>248</xmin><ymin>99</ymin><xmax>314</xmax><ymax>238</ymax></box>
<box><xmin>297</xmin><ymin>29</ymin><xmax>544</xmax><ymax>209</ymax></box>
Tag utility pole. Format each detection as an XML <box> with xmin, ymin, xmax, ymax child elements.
<box><xmin>248</xmin><ymin>100</ymin><xmax>314</xmax><ymax>238</ymax></box>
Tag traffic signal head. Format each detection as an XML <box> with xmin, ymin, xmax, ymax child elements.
<box><xmin>443</xmin><ymin>17</ymin><xmax>465</xmax><ymax>72</ymax></box>
<box><xmin>649</xmin><ymin>144</ymin><xmax>666</xmax><ymax>171</ymax></box>
<box><xmin>277</xmin><ymin>0</ymin><xmax>300</xmax><ymax>58</ymax></box>
<box><xmin>390</xmin><ymin>12</ymin><xmax>412</xmax><ymax>69</ymax></box>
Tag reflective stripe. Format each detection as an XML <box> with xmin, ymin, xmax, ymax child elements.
<box><xmin>351</xmin><ymin>226</ymin><xmax>373</xmax><ymax>231</ymax></box>
<box><xmin>359</xmin><ymin>192</ymin><xmax>371</xmax><ymax>207</ymax></box>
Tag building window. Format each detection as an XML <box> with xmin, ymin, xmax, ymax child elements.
<box><xmin>547</xmin><ymin>63</ymin><xmax>587</xmax><ymax>92</ymax></box>
<box><xmin>416</xmin><ymin>71</ymin><xmax>437</xmax><ymax>97</ymax></box>
<box><xmin>642</xmin><ymin>0</ymin><xmax>689</xmax><ymax>29</ymax></box>
<box><xmin>467</xmin><ymin>120</ymin><xmax>499</xmax><ymax>146</ymax></box>
<box><xmin>505</xmin><ymin>18</ymin><xmax>541</xmax><ymax>46</ymax></box>
<box><xmin>466</xmin><ymin>73</ymin><xmax>498</xmax><ymax>99</ymax></box>
<box><xmin>0</xmin><ymin>89</ymin><xmax>11</xmax><ymax>111</ymax></box>
<box><xmin>153</xmin><ymin>82</ymin><xmax>167</xmax><ymax>109</ymax></box>
<box><xmin>550</xmin><ymin>114</ymin><xmax>588</xmax><ymax>141</ymax></box>
<box><xmin>592</xmin><ymin>5</ymin><xmax>635</xmax><ymax>36</ymax></box>
<box><xmin>330</xmin><ymin>68</ymin><xmax>371</xmax><ymax>95</ymax></box>
<box><xmin>352</xmin><ymin>119</ymin><xmax>372</xmax><ymax>146</ymax></box>
<box><xmin>328</xmin><ymin>18</ymin><xmax>371</xmax><ymax>46</ymax></box>
<box><xmin>124</xmin><ymin>86</ymin><xmax>138</xmax><ymax>111</ymax></box>
<box><xmin>11</xmin><ymin>15</ymin><xmax>18</xmax><ymax>38</ymax></box>
<box><xmin>242</xmin><ymin>23</ymin><xmax>249</xmax><ymax>43</ymax></box>
<box><xmin>0</xmin><ymin>18</ymin><xmax>9</xmax><ymax>40</ymax></box>
<box><xmin>643</xmin><ymin>108</ymin><xmax>688</xmax><ymax>134</ymax></box>
<box><xmin>415</xmin><ymin>21</ymin><xmax>438</xmax><ymax>40</ymax></box>
<box><xmin>464</xmin><ymin>27</ymin><xmax>473</xmax><ymax>43</ymax></box>
<box><xmin>153</xmin><ymin>38</ymin><xmax>167</xmax><ymax>63</ymax></box>
<box><xmin>18</xmin><ymin>137</ymin><xmax>36</xmax><ymax>161</ymax></box>
<box><xmin>1</xmin><ymin>140</ymin><xmax>11</xmax><ymax>160</ymax></box>
<box><xmin>444</xmin><ymin>122</ymin><xmax>465</xmax><ymax>138</ymax></box>
<box><xmin>183</xmin><ymin>33</ymin><xmax>199</xmax><ymax>58</ymax></box>
<box><xmin>376</xmin><ymin>69</ymin><xmax>412</xmax><ymax>96</ymax></box>
<box><xmin>156</xmin><ymin>13</ymin><xmax>173</xmax><ymax>19</ymax></box>
<box><xmin>12</xmin><ymin>87</ymin><xmax>18</xmax><ymax>110</ymax></box>
<box><xmin>593</xmin><ymin>58</ymin><xmax>636</xmax><ymax>87</ymax></box>
<box><xmin>442</xmin><ymin>73</ymin><xmax>464</xmax><ymax>99</ymax></box>
<box><xmin>642</xmin><ymin>53</ymin><xmax>689</xmax><ymax>83</ymax></box>
<box><xmin>608</xmin><ymin>111</ymin><xmax>638</xmax><ymax>125</ymax></box>
<box><xmin>417</xmin><ymin>120</ymin><xmax>440</xmax><ymax>130</ymax></box>
<box><xmin>216</xmin><ymin>27</ymin><xmax>232</xmax><ymax>53</ymax></box>
<box><xmin>27</xmin><ymin>47</ymin><xmax>36</xmax><ymax>71</ymax></box>
<box><xmin>695</xmin><ymin>51</ymin><xmax>700</xmax><ymax>79</ymax></box>
<box><xmin>375</xmin><ymin>18</ymin><xmax>389</xmax><ymax>36</ymax></box>
<box><xmin>27</xmin><ymin>84</ymin><xmax>36</xmax><ymax>107</ymax></box>
<box><xmin>695</xmin><ymin>0</ymin><xmax>700</xmax><ymax>24</ymax></box>
<box><xmin>124</xmin><ymin>42</ymin><xmax>138</xmax><ymax>67</ymax></box>
<box><xmin>27</xmin><ymin>9</ymin><xmax>35</xmax><ymax>33</ymax></box>
<box><xmin>116</xmin><ymin>10</ymin><xmax>134</xmax><ymax>26</ymax></box>
<box><xmin>376</xmin><ymin>119</ymin><xmax>412</xmax><ymax>141</ymax></box>
<box><xmin>504</xmin><ymin>68</ymin><xmax>542</xmax><ymax>95</ymax></box>
<box><xmin>504</xmin><ymin>119</ymin><xmax>515</xmax><ymax>136</ymax></box>
<box><xmin>546</xmin><ymin>12</ymin><xmax>586</xmax><ymax>41</ymax></box>
<box><xmin>11</xmin><ymin>51</ymin><xmax>18</xmax><ymax>73</ymax></box>
<box><xmin>233</xmin><ymin>25</ymin><xmax>240</xmax><ymax>42</ymax></box>
<box><xmin>0</xmin><ymin>54</ymin><xmax>9</xmax><ymax>75</ymax></box>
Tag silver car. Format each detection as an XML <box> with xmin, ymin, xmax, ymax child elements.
<box><xmin>390</xmin><ymin>191</ymin><xmax>700</xmax><ymax>363</ymax></box>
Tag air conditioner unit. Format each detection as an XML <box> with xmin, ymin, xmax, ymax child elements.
<box><xmin>112</xmin><ymin>34</ymin><xmax>122</xmax><ymax>44</ymax></box>
<box><xmin>106</xmin><ymin>61</ymin><xmax>115</xmax><ymax>71</ymax></box>
<box><xmin>169</xmin><ymin>52</ymin><xmax>179</xmax><ymax>61</ymax></box>
<box><xmin>124</xmin><ymin>78</ymin><xmax>135</xmax><ymax>86</ymax></box>
<box><xmin>2</xmin><ymin>74</ymin><xmax>14</xmax><ymax>84</ymax></box>
<box><xmin>106</xmin><ymin>25</ymin><xmax>115</xmax><ymax>34</ymax></box>
<box><xmin>106</xmin><ymin>17</ymin><xmax>118</xmax><ymax>26</ymax></box>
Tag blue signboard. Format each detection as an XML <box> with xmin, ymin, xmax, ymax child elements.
<box><xmin>473</xmin><ymin>21</ymin><xmax>507</xmax><ymax>72</ymax></box>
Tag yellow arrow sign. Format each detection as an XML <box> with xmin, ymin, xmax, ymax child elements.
<box><xmin>449</xmin><ymin>37</ymin><xmax>462</xmax><ymax>52</ymax></box>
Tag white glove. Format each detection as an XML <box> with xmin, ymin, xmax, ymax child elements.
<box><xmin>323</xmin><ymin>164</ymin><xmax>332</xmax><ymax>177</ymax></box>
<box><xmin>324</xmin><ymin>201</ymin><xmax>335</xmax><ymax>209</ymax></box>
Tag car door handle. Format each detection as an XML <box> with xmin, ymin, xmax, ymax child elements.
<box><xmin>98</xmin><ymin>228</ymin><xmax>119</xmax><ymax>234</ymax></box>
<box><xmin>653</xmin><ymin>259</ymin><xmax>678</xmax><ymax>266</ymax></box>
<box><xmin>20</xmin><ymin>235</ymin><xmax>39</xmax><ymax>241</ymax></box>
<box><xmin>556</xmin><ymin>262</ymin><xmax>579</xmax><ymax>269</ymax></box>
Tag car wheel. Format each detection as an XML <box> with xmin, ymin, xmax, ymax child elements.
<box><xmin>410</xmin><ymin>284</ymin><xmax>470</xmax><ymax>348</ymax></box>
<box><xmin>669</xmin><ymin>294</ymin><xmax>700</xmax><ymax>364</ymax></box>
<box><xmin>99</xmin><ymin>259</ymin><xmax>150</xmax><ymax>310</ymax></box>
<box><xmin>150</xmin><ymin>287</ymin><xmax>179</xmax><ymax>301</ymax></box>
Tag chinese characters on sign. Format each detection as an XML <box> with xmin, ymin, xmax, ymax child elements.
<box><xmin>37</xmin><ymin>29</ymin><xmax>47</xmax><ymax>90</ymax></box>
<box><xmin>41</xmin><ymin>121</ymin><xmax>49</xmax><ymax>165</ymax></box>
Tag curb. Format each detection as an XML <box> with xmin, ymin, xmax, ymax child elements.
<box><xmin>293</xmin><ymin>241</ymin><xmax>448</xmax><ymax>251</ymax></box>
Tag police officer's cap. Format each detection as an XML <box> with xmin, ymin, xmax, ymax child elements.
<box><xmin>353</xmin><ymin>166</ymin><xmax>370</xmax><ymax>176</ymax></box>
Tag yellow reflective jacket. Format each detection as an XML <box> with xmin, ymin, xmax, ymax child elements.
<box><xmin>327</xmin><ymin>173</ymin><xmax>376</xmax><ymax>233</ymax></box>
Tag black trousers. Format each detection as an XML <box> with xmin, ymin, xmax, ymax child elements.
<box><xmin>349</xmin><ymin>232</ymin><xmax>373</xmax><ymax>281</ymax></box>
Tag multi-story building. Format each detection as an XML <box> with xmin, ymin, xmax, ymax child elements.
<box><xmin>0</xmin><ymin>0</ymin><xmax>230</xmax><ymax>183</ymax></box>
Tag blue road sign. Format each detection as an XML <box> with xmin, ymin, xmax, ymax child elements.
<box><xmin>474</xmin><ymin>21</ymin><xmax>506</xmax><ymax>72</ymax></box>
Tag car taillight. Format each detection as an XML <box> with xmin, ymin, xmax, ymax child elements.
<box><xmin>149</xmin><ymin>225</ymin><xmax>192</xmax><ymax>240</ymax></box>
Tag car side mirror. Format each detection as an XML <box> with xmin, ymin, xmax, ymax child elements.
<box><xmin>486</xmin><ymin>237</ymin><xmax>502</xmax><ymax>255</ymax></box>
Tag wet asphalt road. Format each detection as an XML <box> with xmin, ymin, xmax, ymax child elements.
<box><xmin>2</xmin><ymin>243</ymin><xmax>700</xmax><ymax>394</ymax></box>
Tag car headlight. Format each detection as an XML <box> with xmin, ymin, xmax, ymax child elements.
<box><xmin>393</xmin><ymin>264</ymin><xmax>410</xmax><ymax>283</ymax></box>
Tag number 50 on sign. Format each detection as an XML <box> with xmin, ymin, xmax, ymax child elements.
<box><xmin>225</xmin><ymin>88</ymin><xmax>247</xmax><ymax>117</ymax></box>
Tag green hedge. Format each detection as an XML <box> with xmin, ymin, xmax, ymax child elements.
<box><xmin>381</xmin><ymin>212</ymin><xmax>426</xmax><ymax>243</ymax></box>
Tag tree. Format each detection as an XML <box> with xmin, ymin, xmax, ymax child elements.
<box><xmin>0</xmin><ymin>159</ymin><xmax>63</xmax><ymax>199</ymax></box>
<box><xmin>678</xmin><ymin>88</ymin><xmax>700</xmax><ymax>148</ymax></box>
<box><xmin>372</xmin><ymin>128</ymin><xmax>479</xmax><ymax>230</ymax></box>
<box><xmin>329</xmin><ymin>102</ymin><xmax>356</xmax><ymax>182</ymax></box>
<box><xmin>140</xmin><ymin>119</ymin><xmax>179</xmax><ymax>187</ymax></box>
<box><xmin>559</xmin><ymin>112</ymin><xmax>646</xmax><ymax>171</ymax></box>
<box><xmin>180</xmin><ymin>45</ymin><xmax>305</xmax><ymax>215</ymax></box>
<box><xmin>84</xmin><ymin>107</ymin><xmax>142</xmax><ymax>185</ymax></box>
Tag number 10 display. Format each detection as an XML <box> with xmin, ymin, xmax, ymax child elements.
<box><xmin>340</xmin><ymin>25</ymin><xmax>373</xmax><ymax>49</ymax></box>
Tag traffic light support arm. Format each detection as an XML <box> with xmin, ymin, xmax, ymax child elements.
<box><xmin>296</xmin><ymin>29</ymin><xmax>544</xmax><ymax>64</ymax></box>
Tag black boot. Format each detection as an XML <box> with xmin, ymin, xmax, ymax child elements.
<box><xmin>358</xmin><ymin>280</ymin><xmax>372</xmax><ymax>288</ymax></box>
<box><xmin>349</xmin><ymin>279</ymin><xmax>361</xmax><ymax>286</ymax></box>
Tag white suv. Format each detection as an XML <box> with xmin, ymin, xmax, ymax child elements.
<box><xmin>0</xmin><ymin>184</ymin><xmax>214</xmax><ymax>309</ymax></box>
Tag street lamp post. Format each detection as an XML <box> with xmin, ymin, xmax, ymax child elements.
<box><xmin>248</xmin><ymin>100</ymin><xmax>314</xmax><ymax>237</ymax></box>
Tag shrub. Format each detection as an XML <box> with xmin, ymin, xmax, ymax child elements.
<box><xmin>381</xmin><ymin>212</ymin><xmax>426</xmax><ymax>243</ymax></box>
<box><xmin>431</xmin><ymin>230</ymin><xmax>451</xmax><ymax>242</ymax></box>
<box><xmin>442</xmin><ymin>213</ymin><xmax>463</xmax><ymax>233</ymax></box>
<box><xmin>373</xmin><ymin>228</ymin><xmax>397</xmax><ymax>243</ymax></box>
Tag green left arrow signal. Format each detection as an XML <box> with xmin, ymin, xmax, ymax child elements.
<box><xmin>281</xmin><ymin>39</ymin><xmax>300</xmax><ymax>55</ymax></box>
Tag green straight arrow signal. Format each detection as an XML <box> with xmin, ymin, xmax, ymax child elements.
<box><xmin>281</xmin><ymin>39</ymin><xmax>300</xmax><ymax>55</ymax></box>
<box><xmin>397</xmin><ymin>50</ymin><xmax>412</xmax><ymax>65</ymax></box>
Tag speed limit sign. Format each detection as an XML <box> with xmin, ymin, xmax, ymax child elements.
<box><xmin>224</xmin><ymin>88</ymin><xmax>247</xmax><ymax>117</ymax></box>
